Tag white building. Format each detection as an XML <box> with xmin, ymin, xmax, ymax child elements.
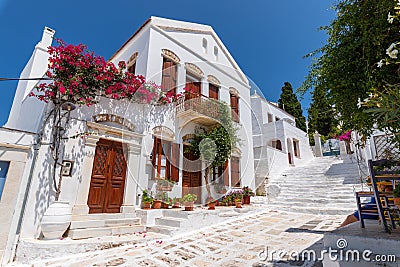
<box><xmin>0</xmin><ymin>16</ymin><xmax>256</xmax><ymax>261</ymax></box>
<box><xmin>251</xmin><ymin>92</ymin><xmax>314</xmax><ymax>191</ymax></box>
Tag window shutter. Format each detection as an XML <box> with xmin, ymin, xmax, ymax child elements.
<box><xmin>170</xmin><ymin>143</ymin><xmax>180</xmax><ymax>182</ymax></box>
<box><xmin>223</xmin><ymin>160</ymin><xmax>229</xmax><ymax>186</ymax></box>
<box><xmin>151</xmin><ymin>137</ymin><xmax>157</xmax><ymax>179</ymax></box>
<box><xmin>163</xmin><ymin>142</ymin><xmax>171</xmax><ymax>180</ymax></box>
<box><xmin>231</xmin><ymin>157</ymin><xmax>240</xmax><ymax>187</ymax></box>
<box><xmin>230</xmin><ymin>94</ymin><xmax>239</xmax><ymax>122</ymax></box>
<box><xmin>162</xmin><ymin>59</ymin><xmax>177</xmax><ymax>93</ymax></box>
<box><xmin>128</xmin><ymin>62</ymin><xmax>136</xmax><ymax>74</ymax></box>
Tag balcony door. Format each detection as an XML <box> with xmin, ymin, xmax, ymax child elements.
<box><xmin>209</xmin><ymin>84</ymin><xmax>219</xmax><ymax>100</ymax></box>
<box><xmin>185</xmin><ymin>78</ymin><xmax>201</xmax><ymax>100</ymax></box>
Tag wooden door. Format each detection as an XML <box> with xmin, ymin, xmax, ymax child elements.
<box><xmin>182</xmin><ymin>146</ymin><xmax>202</xmax><ymax>203</ymax></box>
<box><xmin>88</xmin><ymin>139</ymin><xmax>127</xmax><ymax>213</ymax></box>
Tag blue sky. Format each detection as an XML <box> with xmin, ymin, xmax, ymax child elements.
<box><xmin>0</xmin><ymin>0</ymin><xmax>335</xmax><ymax>126</ymax></box>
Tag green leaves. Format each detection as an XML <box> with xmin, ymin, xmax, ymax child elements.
<box><xmin>300</xmin><ymin>0</ymin><xmax>400</xmax><ymax>136</ymax></box>
<box><xmin>186</xmin><ymin>102</ymin><xmax>240</xmax><ymax>168</ymax></box>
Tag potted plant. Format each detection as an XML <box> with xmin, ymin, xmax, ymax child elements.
<box><xmin>242</xmin><ymin>186</ymin><xmax>255</xmax><ymax>204</ymax></box>
<box><xmin>393</xmin><ymin>186</ymin><xmax>400</xmax><ymax>208</ymax></box>
<box><xmin>155</xmin><ymin>192</ymin><xmax>170</xmax><ymax>209</ymax></box>
<box><xmin>142</xmin><ymin>189</ymin><xmax>153</xmax><ymax>209</ymax></box>
<box><xmin>156</xmin><ymin>179</ymin><xmax>175</xmax><ymax>191</ymax></box>
<box><xmin>182</xmin><ymin>193</ymin><xmax>197</xmax><ymax>211</ymax></box>
<box><xmin>234</xmin><ymin>194</ymin><xmax>243</xmax><ymax>208</ymax></box>
<box><xmin>152</xmin><ymin>191</ymin><xmax>162</xmax><ymax>209</ymax></box>
<box><xmin>171</xmin><ymin>197</ymin><xmax>181</xmax><ymax>208</ymax></box>
<box><xmin>206</xmin><ymin>197</ymin><xmax>216</xmax><ymax>210</ymax></box>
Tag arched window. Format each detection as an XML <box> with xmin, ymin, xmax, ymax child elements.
<box><xmin>161</xmin><ymin>49</ymin><xmax>180</xmax><ymax>94</ymax></box>
<box><xmin>127</xmin><ymin>52</ymin><xmax>138</xmax><ymax>74</ymax></box>
<box><xmin>213</xmin><ymin>46</ymin><xmax>218</xmax><ymax>61</ymax></box>
<box><xmin>202</xmin><ymin>38</ymin><xmax>208</xmax><ymax>53</ymax></box>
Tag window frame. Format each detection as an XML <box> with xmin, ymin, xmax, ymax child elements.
<box><xmin>161</xmin><ymin>57</ymin><xmax>177</xmax><ymax>94</ymax></box>
<box><xmin>152</xmin><ymin>137</ymin><xmax>171</xmax><ymax>180</ymax></box>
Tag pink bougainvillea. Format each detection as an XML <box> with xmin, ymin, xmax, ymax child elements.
<box><xmin>30</xmin><ymin>39</ymin><xmax>180</xmax><ymax>106</ymax></box>
<box><xmin>334</xmin><ymin>130</ymin><xmax>352</xmax><ymax>141</ymax></box>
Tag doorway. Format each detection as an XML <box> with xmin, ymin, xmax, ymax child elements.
<box><xmin>182</xmin><ymin>145</ymin><xmax>202</xmax><ymax>203</ymax></box>
<box><xmin>87</xmin><ymin>139</ymin><xmax>127</xmax><ymax>213</ymax></box>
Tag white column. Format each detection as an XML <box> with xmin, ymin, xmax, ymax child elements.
<box><xmin>201</xmin><ymin>77</ymin><xmax>208</xmax><ymax>96</ymax></box>
<box><xmin>71</xmin><ymin>135</ymin><xmax>99</xmax><ymax>215</ymax></box>
<box><xmin>120</xmin><ymin>144</ymin><xmax>141</xmax><ymax>214</ymax></box>
<box><xmin>313</xmin><ymin>132</ymin><xmax>323</xmax><ymax>157</ymax></box>
<box><xmin>177</xmin><ymin>63</ymin><xmax>186</xmax><ymax>93</ymax></box>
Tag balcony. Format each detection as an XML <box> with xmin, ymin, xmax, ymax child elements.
<box><xmin>176</xmin><ymin>94</ymin><xmax>226</xmax><ymax>127</ymax></box>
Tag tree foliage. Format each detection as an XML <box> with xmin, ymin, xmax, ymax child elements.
<box><xmin>187</xmin><ymin>102</ymin><xmax>240</xmax><ymax>168</ymax></box>
<box><xmin>307</xmin><ymin>86</ymin><xmax>338</xmax><ymax>145</ymax></box>
<box><xmin>278</xmin><ymin>82</ymin><xmax>307</xmax><ymax>132</ymax></box>
<box><xmin>300</xmin><ymin>0</ymin><xmax>400</xmax><ymax>135</ymax></box>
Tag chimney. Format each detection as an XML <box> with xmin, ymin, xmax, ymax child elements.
<box><xmin>39</xmin><ymin>27</ymin><xmax>55</xmax><ymax>48</ymax></box>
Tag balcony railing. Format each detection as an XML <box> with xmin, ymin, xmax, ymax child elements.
<box><xmin>176</xmin><ymin>94</ymin><xmax>225</xmax><ymax>123</ymax></box>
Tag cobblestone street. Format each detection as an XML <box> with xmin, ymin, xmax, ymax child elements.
<box><xmin>27</xmin><ymin>210</ymin><xmax>345</xmax><ymax>267</ymax></box>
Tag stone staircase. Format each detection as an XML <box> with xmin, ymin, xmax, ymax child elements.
<box><xmin>266</xmin><ymin>156</ymin><xmax>368</xmax><ymax>215</ymax></box>
<box><xmin>68</xmin><ymin>213</ymin><xmax>145</xmax><ymax>239</ymax></box>
<box><xmin>145</xmin><ymin>208</ymin><xmax>257</xmax><ymax>236</ymax></box>
<box><xmin>147</xmin><ymin>210</ymin><xmax>190</xmax><ymax>236</ymax></box>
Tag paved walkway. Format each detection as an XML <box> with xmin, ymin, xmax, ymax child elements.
<box><xmin>27</xmin><ymin>210</ymin><xmax>346</xmax><ymax>267</ymax></box>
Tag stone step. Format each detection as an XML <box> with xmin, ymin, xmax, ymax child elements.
<box><xmin>268</xmin><ymin>201</ymin><xmax>357</xmax><ymax>209</ymax></box>
<box><xmin>162</xmin><ymin>209</ymin><xmax>189</xmax><ymax>219</ymax></box>
<box><xmin>71</xmin><ymin>213</ymin><xmax>135</xmax><ymax>221</ymax></box>
<box><xmin>146</xmin><ymin>225</ymin><xmax>177</xmax><ymax>236</ymax></box>
<box><xmin>276</xmin><ymin>193</ymin><xmax>356</xmax><ymax>199</ymax></box>
<box><xmin>266</xmin><ymin>204</ymin><xmax>355</xmax><ymax>215</ymax></box>
<box><xmin>276</xmin><ymin>187</ymin><xmax>358</xmax><ymax>192</ymax></box>
<box><xmin>68</xmin><ymin>225</ymin><xmax>145</xmax><ymax>240</ymax></box>
<box><xmin>155</xmin><ymin>217</ymin><xmax>187</xmax><ymax>228</ymax></box>
<box><xmin>70</xmin><ymin>219</ymin><xmax>105</xmax><ymax>230</ymax></box>
<box><xmin>271</xmin><ymin>197</ymin><xmax>356</xmax><ymax>205</ymax></box>
<box><xmin>105</xmin><ymin>218</ymin><xmax>141</xmax><ymax>227</ymax></box>
<box><xmin>70</xmin><ymin>218</ymin><xmax>141</xmax><ymax>230</ymax></box>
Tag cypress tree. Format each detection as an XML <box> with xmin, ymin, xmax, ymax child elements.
<box><xmin>278</xmin><ymin>82</ymin><xmax>307</xmax><ymax>132</ymax></box>
<box><xmin>307</xmin><ymin>86</ymin><xmax>337</xmax><ymax>145</ymax></box>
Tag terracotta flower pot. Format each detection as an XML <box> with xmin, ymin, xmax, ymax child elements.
<box><xmin>184</xmin><ymin>201</ymin><xmax>194</xmax><ymax>211</ymax></box>
<box><xmin>235</xmin><ymin>201</ymin><xmax>242</xmax><ymax>208</ymax></box>
<box><xmin>208</xmin><ymin>201</ymin><xmax>216</xmax><ymax>210</ymax></box>
<box><xmin>152</xmin><ymin>200</ymin><xmax>162</xmax><ymax>209</ymax></box>
<box><xmin>161</xmin><ymin>202</ymin><xmax>169</xmax><ymax>209</ymax></box>
<box><xmin>243</xmin><ymin>196</ymin><xmax>251</xmax><ymax>205</ymax></box>
<box><xmin>143</xmin><ymin>202</ymin><xmax>151</xmax><ymax>209</ymax></box>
